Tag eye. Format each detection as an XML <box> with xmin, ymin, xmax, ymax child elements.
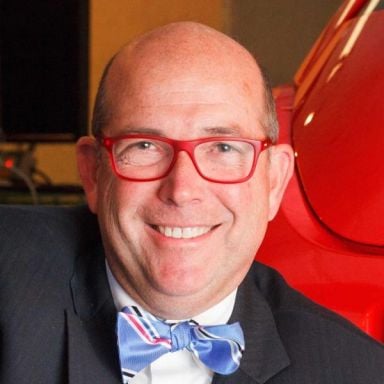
<box><xmin>216</xmin><ymin>143</ymin><xmax>235</xmax><ymax>152</ymax></box>
<box><xmin>199</xmin><ymin>141</ymin><xmax>245</xmax><ymax>157</ymax></box>
<box><xmin>119</xmin><ymin>140</ymin><xmax>161</xmax><ymax>155</ymax></box>
<box><xmin>132</xmin><ymin>141</ymin><xmax>155</xmax><ymax>150</ymax></box>
<box><xmin>114</xmin><ymin>139</ymin><xmax>161</xmax><ymax>162</ymax></box>
<box><xmin>213</xmin><ymin>142</ymin><xmax>244</xmax><ymax>154</ymax></box>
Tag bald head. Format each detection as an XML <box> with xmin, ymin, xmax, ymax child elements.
<box><xmin>92</xmin><ymin>22</ymin><xmax>278</xmax><ymax>142</ymax></box>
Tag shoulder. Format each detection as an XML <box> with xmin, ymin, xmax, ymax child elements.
<box><xmin>251</xmin><ymin>262</ymin><xmax>384</xmax><ymax>381</ymax></box>
<box><xmin>0</xmin><ymin>205</ymin><xmax>102</xmax><ymax>381</ymax></box>
<box><xmin>0</xmin><ymin>204</ymin><xmax>99</xmax><ymax>287</ymax></box>
<box><xmin>0</xmin><ymin>204</ymin><xmax>98</xmax><ymax>250</ymax></box>
<box><xmin>0</xmin><ymin>203</ymin><xmax>97</xmax><ymax>234</ymax></box>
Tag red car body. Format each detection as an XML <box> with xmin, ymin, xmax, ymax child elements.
<box><xmin>257</xmin><ymin>0</ymin><xmax>384</xmax><ymax>342</ymax></box>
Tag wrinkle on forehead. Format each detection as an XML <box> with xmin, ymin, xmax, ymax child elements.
<box><xmin>101</xmin><ymin>22</ymin><xmax>265</xmax><ymax>137</ymax></box>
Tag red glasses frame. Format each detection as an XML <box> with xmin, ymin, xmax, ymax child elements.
<box><xmin>98</xmin><ymin>134</ymin><xmax>272</xmax><ymax>184</ymax></box>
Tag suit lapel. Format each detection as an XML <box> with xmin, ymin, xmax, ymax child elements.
<box><xmin>66</xmin><ymin>238</ymin><xmax>122</xmax><ymax>384</ymax></box>
<box><xmin>66</xmin><ymin>306</ymin><xmax>121</xmax><ymax>383</ymax></box>
<box><xmin>213</xmin><ymin>263</ymin><xmax>290</xmax><ymax>384</ymax></box>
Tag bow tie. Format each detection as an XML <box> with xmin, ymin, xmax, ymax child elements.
<box><xmin>116</xmin><ymin>306</ymin><xmax>244</xmax><ymax>383</ymax></box>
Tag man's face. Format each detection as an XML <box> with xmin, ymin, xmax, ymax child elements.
<box><xmin>79</xmin><ymin>53</ymin><xmax>289</xmax><ymax>318</ymax></box>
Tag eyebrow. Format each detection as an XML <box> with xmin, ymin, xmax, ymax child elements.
<box><xmin>117</xmin><ymin>125</ymin><xmax>242</xmax><ymax>137</ymax></box>
<box><xmin>202</xmin><ymin>126</ymin><xmax>242</xmax><ymax>136</ymax></box>
<box><xmin>118</xmin><ymin>127</ymin><xmax>164</xmax><ymax>136</ymax></box>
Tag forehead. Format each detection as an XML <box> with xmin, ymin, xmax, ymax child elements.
<box><xmin>103</xmin><ymin>37</ymin><xmax>265</xmax><ymax>138</ymax></box>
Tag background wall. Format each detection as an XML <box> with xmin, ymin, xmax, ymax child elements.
<box><xmin>31</xmin><ymin>0</ymin><xmax>341</xmax><ymax>186</ymax></box>
<box><xmin>229</xmin><ymin>0</ymin><xmax>340</xmax><ymax>86</ymax></box>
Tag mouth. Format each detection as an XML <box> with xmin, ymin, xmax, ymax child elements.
<box><xmin>151</xmin><ymin>225</ymin><xmax>215</xmax><ymax>239</ymax></box>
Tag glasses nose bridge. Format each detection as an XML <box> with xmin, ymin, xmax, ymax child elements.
<box><xmin>172</xmin><ymin>139</ymin><xmax>198</xmax><ymax>160</ymax></box>
<box><xmin>170</xmin><ymin>139</ymin><xmax>200</xmax><ymax>173</ymax></box>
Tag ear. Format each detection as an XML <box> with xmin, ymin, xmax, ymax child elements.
<box><xmin>267</xmin><ymin>144</ymin><xmax>295</xmax><ymax>221</ymax></box>
<box><xmin>76</xmin><ymin>136</ymin><xmax>100</xmax><ymax>214</ymax></box>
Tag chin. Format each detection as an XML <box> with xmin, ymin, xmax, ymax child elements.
<box><xmin>152</xmin><ymin>269</ymin><xmax>211</xmax><ymax>297</ymax></box>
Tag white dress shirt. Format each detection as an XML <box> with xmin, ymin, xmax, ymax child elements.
<box><xmin>106</xmin><ymin>262</ymin><xmax>237</xmax><ymax>384</ymax></box>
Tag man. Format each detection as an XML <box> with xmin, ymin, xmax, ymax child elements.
<box><xmin>0</xmin><ymin>22</ymin><xmax>383</xmax><ymax>384</ymax></box>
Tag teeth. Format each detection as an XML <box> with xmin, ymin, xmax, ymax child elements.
<box><xmin>157</xmin><ymin>226</ymin><xmax>211</xmax><ymax>239</ymax></box>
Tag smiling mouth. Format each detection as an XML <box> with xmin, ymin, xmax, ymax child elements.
<box><xmin>152</xmin><ymin>225</ymin><xmax>214</xmax><ymax>239</ymax></box>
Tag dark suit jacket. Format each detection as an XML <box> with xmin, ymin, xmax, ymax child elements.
<box><xmin>0</xmin><ymin>205</ymin><xmax>383</xmax><ymax>383</ymax></box>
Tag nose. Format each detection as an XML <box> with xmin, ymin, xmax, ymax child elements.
<box><xmin>157</xmin><ymin>150</ymin><xmax>206</xmax><ymax>206</ymax></box>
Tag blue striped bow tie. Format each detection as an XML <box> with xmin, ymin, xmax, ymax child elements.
<box><xmin>116</xmin><ymin>306</ymin><xmax>245</xmax><ymax>383</ymax></box>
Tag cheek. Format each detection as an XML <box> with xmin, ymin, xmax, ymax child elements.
<box><xmin>97</xmin><ymin>160</ymin><xmax>141</xmax><ymax>212</ymax></box>
<box><xmin>95</xmin><ymin>164</ymin><xmax>134</xmax><ymax>242</ymax></box>
<box><xmin>225</xmin><ymin>178</ymin><xmax>269</xmax><ymax>223</ymax></box>
<box><xmin>96</xmin><ymin>176</ymin><xmax>149</xmax><ymax>273</ymax></box>
<box><xmin>96</xmin><ymin>166</ymin><xmax>116</xmax><ymax>215</ymax></box>
<box><xmin>97</xmin><ymin>172</ymin><xmax>157</xmax><ymax>243</ymax></box>
<box><xmin>222</xmin><ymin>178</ymin><xmax>270</xmax><ymax>254</ymax></box>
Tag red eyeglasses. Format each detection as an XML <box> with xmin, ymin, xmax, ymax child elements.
<box><xmin>98</xmin><ymin>134</ymin><xmax>272</xmax><ymax>184</ymax></box>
